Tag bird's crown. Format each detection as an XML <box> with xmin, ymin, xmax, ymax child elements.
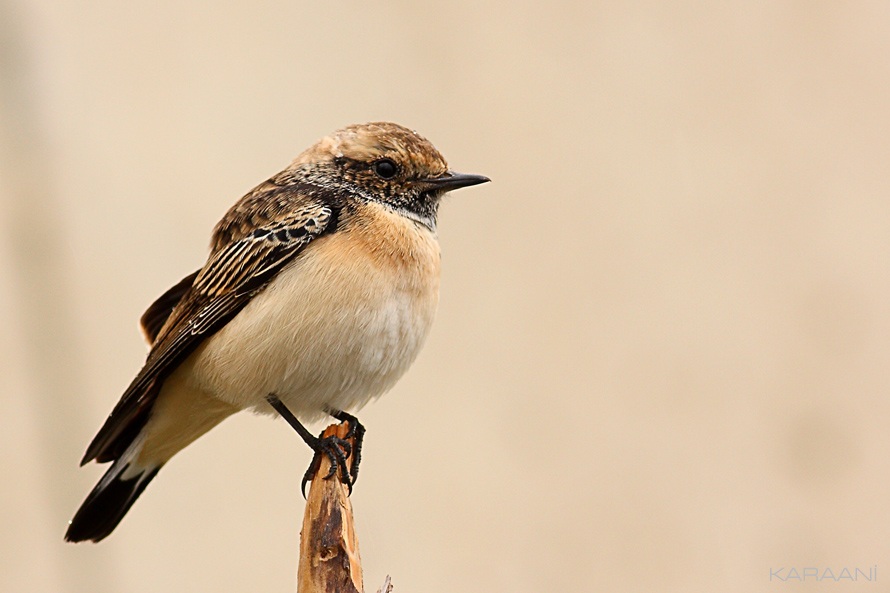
<box><xmin>292</xmin><ymin>122</ymin><xmax>449</xmax><ymax>191</ymax></box>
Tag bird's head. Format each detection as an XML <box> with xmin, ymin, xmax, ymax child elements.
<box><xmin>291</xmin><ymin>122</ymin><xmax>489</xmax><ymax>228</ymax></box>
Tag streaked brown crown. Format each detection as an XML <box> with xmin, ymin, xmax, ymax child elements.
<box><xmin>295</xmin><ymin>122</ymin><xmax>449</xmax><ymax>181</ymax></box>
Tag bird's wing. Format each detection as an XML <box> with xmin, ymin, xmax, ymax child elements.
<box><xmin>82</xmin><ymin>188</ymin><xmax>336</xmax><ymax>465</ymax></box>
<box><xmin>139</xmin><ymin>270</ymin><xmax>199</xmax><ymax>345</ymax></box>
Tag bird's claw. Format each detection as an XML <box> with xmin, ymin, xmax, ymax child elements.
<box><xmin>300</xmin><ymin>432</ymin><xmax>356</xmax><ymax>498</ymax></box>
<box><xmin>331</xmin><ymin>411</ymin><xmax>365</xmax><ymax>484</ymax></box>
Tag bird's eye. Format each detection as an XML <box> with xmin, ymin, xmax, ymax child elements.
<box><xmin>372</xmin><ymin>159</ymin><xmax>398</xmax><ymax>179</ymax></box>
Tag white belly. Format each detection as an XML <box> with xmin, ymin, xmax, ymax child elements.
<box><xmin>175</xmin><ymin>212</ymin><xmax>440</xmax><ymax>421</ymax></box>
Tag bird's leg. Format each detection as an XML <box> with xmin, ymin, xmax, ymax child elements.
<box><xmin>266</xmin><ymin>395</ymin><xmax>353</xmax><ymax>497</ymax></box>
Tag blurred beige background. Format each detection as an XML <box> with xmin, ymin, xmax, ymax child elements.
<box><xmin>2</xmin><ymin>1</ymin><xmax>890</xmax><ymax>592</ymax></box>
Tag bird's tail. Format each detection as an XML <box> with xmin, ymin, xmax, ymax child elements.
<box><xmin>65</xmin><ymin>437</ymin><xmax>160</xmax><ymax>543</ymax></box>
<box><xmin>66</xmin><ymin>382</ymin><xmax>238</xmax><ymax>543</ymax></box>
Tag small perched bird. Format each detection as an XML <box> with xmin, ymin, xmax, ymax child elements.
<box><xmin>65</xmin><ymin>122</ymin><xmax>489</xmax><ymax>543</ymax></box>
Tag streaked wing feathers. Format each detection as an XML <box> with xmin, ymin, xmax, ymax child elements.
<box><xmin>82</xmin><ymin>191</ymin><xmax>334</xmax><ymax>465</ymax></box>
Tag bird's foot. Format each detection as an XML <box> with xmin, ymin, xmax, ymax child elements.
<box><xmin>300</xmin><ymin>432</ymin><xmax>353</xmax><ymax>498</ymax></box>
<box><xmin>330</xmin><ymin>410</ymin><xmax>366</xmax><ymax>484</ymax></box>
<box><xmin>301</xmin><ymin>411</ymin><xmax>365</xmax><ymax>498</ymax></box>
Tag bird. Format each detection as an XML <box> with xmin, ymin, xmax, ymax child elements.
<box><xmin>65</xmin><ymin>122</ymin><xmax>489</xmax><ymax>543</ymax></box>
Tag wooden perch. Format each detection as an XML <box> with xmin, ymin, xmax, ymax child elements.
<box><xmin>297</xmin><ymin>421</ymin><xmax>395</xmax><ymax>593</ymax></box>
<box><xmin>299</xmin><ymin>421</ymin><xmax>364</xmax><ymax>593</ymax></box>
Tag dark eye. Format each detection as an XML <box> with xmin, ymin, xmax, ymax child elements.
<box><xmin>372</xmin><ymin>158</ymin><xmax>398</xmax><ymax>179</ymax></box>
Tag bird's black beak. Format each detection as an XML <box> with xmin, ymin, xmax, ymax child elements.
<box><xmin>418</xmin><ymin>171</ymin><xmax>490</xmax><ymax>192</ymax></box>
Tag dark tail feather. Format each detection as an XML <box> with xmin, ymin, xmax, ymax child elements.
<box><xmin>65</xmin><ymin>463</ymin><xmax>160</xmax><ymax>543</ymax></box>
